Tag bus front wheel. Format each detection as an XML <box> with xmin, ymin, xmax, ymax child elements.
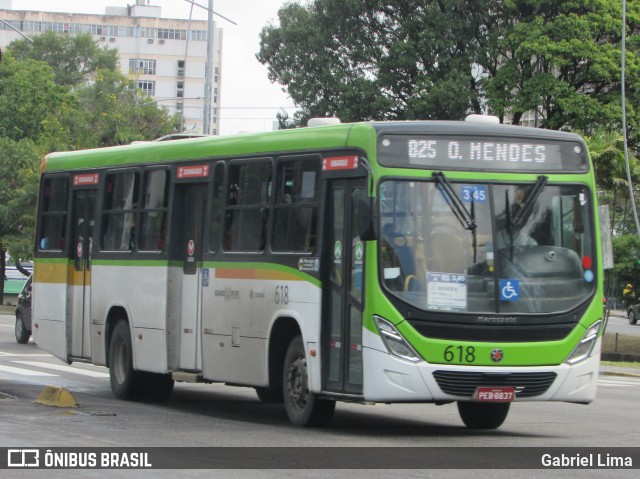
<box><xmin>283</xmin><ymin>336</ymin><xmax>335</xmax><ymax>427</ymax></box>
<box><xmin>457</xmin><ymin>401</ymin><xmax>510</xmax><ymax>429</ymax></box>
<box><xmin>109</xmin><ymin>320</ymin><xmax>141</xmax><ymax>400</ymax></box>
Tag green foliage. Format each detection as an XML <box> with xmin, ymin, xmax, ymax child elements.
<box><xmin>0</xmin><ymin>52</ymin><xmax>71</xmax><ymax>142</ymax></box>
<box><xmin>0</xmin><ymin>33</ymin><xmax>179</xmax><ymax>297</ymax></box>
<box><xmin>258</xmin><ymin>0</ymin><xmax>491</xmax><ymax>121</ymax></box>
<box><xmin>9</xmin><ymin>31</ymin><xmax>118</xmax><ymax>87</ymax></box>
<box><xmin>612</xmin><ymin>234</ymin><xmax>640</xmax><ymax>286</ymax></box>
<box><xmin>258</xmin><ymin>0</ymin><xmax>639</xmax><ymax>134</ymax></box>
<box><xmin>0</xmin><ymin>138</ymin><xmax>41</xmax><ymax>261</ymax></box>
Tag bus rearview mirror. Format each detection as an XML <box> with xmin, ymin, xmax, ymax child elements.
<box><xmin>358</xmin><ymin>197</ymin><xmax>377</xmax><ymax>241</ymax></box>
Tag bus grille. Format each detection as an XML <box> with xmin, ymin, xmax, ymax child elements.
<box><xmin>432</xmin><ymin>371</ymin><xmax>557</xmax><ymax>398</ymax></box>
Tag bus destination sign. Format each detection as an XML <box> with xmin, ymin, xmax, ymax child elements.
<box><xmin>378</xmin><ymin>135</ymin><xmax>588</xmax><ymax>172</ymax></box>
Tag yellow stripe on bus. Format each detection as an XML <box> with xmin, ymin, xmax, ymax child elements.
<box><xmin>35</xmin><ymin>262</ymin><xmax>91</xmax><ymax>286</ymax></box>
<box><xmin>215</xmin><ymin>268</ymin><xmax>301</xmax><ymax>282</ymax></box>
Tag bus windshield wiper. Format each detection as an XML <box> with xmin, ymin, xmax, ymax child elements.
<box><xmin>511</xmin><ymin>175</ymin><xmax>548</xmax><ymax>226</ymax></box>
<box><xmin>432</xmin><ymin>172</ymin><xmax>477</xmax><ymax>231</ymax></box>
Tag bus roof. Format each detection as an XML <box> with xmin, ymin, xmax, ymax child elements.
<box><xmin>41</xmin><ymin>120</ymin><xmax>584</xmax><ymax>173</ymax></box>
<box><xmin>42</xmin><ymin>122</ymin><xmax>362</xmax><ymax>172</ymax></box>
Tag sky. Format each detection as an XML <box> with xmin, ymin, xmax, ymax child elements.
<box><xmin>8</xmin><ymin>0</ymin><xmax>296</xmax><ymax>135</ymax></box>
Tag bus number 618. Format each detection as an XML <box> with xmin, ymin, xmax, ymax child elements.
<box><xmin>275</xmin><ymin>285</ymin><xmax>289</xmax><ymax>305</ymax></box>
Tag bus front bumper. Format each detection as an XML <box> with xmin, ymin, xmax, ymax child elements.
<box><xmin>361</xmin><ymin>332</ymin><xmax>600</xmax><ymax>404</ymax></box>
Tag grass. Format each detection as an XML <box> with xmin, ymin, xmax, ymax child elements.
<box><xmin>602</xmin><ymin>332</ymin><xmax>640</xmax><ymax>357</ymax></box>
<box><xmin>601</xmin><ymin>360</ymin><xmax>640</xmax><ymax>369</ymax></box>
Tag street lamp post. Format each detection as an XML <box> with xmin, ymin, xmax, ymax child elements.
<box><xmin>203</xmin><ymin>0</ymin><xmax>214</xmax><ymax>135</ymax></box>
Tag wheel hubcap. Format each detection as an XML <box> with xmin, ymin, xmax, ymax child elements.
<box><xmin>287</xmin><ymin>355</ymin><xmax>308</xmax><ymax>410</ymax></box>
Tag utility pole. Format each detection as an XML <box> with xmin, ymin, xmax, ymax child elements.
<box><xmin>203</xmin><ymin>0</ymin><xmax>214</xmax><ymax>135</ymax></box>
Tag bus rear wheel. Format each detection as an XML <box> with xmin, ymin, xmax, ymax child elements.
<box><xmin>457</xmin><ymin>401</ymin><xmax>510</xmax><ymax>429</ymax></box>
<box><xmin>109</xmin><ymin>320</ymin><xmax>142</xmax><ymax>400</ymax></box>
<box><xmin>283</xmin><ymin>336</ymin><xmax>335</xmax><ymax>427</ymax></box>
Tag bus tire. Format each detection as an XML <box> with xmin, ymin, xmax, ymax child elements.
<box><xmin>457</xmin><ymin>401</ymin><xmax>510</xmax><ymax>429</ymax></box>
<box><xmin>15</xmin><ymin>315</ymin><xmax>31</xmax><ymax>344</ymax></box>
<box><xmin>255</xmin><ymin>386</ymin><xmax>284</xmax><ymax>403</ymax></box>
<box><xmin>283</xmin><ymin>336</ymin><xmax>335</xmax><ymax>427</ymax></box>
<box><xmin>109</xmin><ymin>320</ymin><xmax>141</xmax><ymax>400</ymax></box>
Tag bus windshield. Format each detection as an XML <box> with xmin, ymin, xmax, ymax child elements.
<box><xmin>379</xmin><ymin>179</ymin><xmax>595</xmax><ymax>314</ymax></box>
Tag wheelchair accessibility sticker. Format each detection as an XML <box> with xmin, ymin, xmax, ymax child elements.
<box><xmin>500</xmin><ymin>279</ymin><xmax>520</xmax><ymax>301</ymax></box>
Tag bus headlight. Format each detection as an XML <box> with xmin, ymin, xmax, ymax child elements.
<box><xmin>374</xmin><ymin>316</ymin><xmax>422</xmax><ymax>362</ymax></box>
<box><xmin>565</xmin><ymin>320</ymin><xmax>602</xmax><ymax>365</ymax></box>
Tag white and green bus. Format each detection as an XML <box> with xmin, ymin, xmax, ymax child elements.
<box><xmin>33</xmin><ymin>116</ymin><xmax>603</xmax><ymax>428</ymax></box>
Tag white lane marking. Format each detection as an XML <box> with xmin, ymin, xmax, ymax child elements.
<box><xmin>0</xmin><ymin>364</ymin><xmax>57</xmax><ymax>376</ymax></box>
<box><xmin>0</xmin><ymin>352</ymin><xmax>51</xmax><ymax>357</ymax></box>
<box><xmin>598</xmin><ymin>377</ymin><xmax>640</xmax><ymax>387</ymax></box>
<box><xmin>11</xmin><ymin>361</ymin><xmax>110</xmax><ymax>378</ymax></box>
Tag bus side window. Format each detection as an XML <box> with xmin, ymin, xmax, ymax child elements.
<box><xmin>38</xmin><ymin>176</ymin><xmax>68</xmax><ymax>252</ymax></box>
<box><xmin>224</xmin><ymin>160</ymin><xmax>272</xmax><ymax>252</ymax></box>
<box><xmin>272</xmin><ymin>157</ymin><xmax>320</xmax><ymax>253</ymax></box>
<box><xmin>208</xmin><ymin>163</ymin><xmax>225</xmax><ymax>252</ymax></box>
<box><xmin>101</xmin><ymin>171</ymin><xmax>140</xmax><ymax>251</ymax></box>
<box><xmin>138</xmin><ymin>169</ymin><xmax>169</xmax><ymax>252</ymax></box>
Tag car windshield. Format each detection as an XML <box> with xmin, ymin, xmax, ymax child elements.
<box><xmin>378</xmin><ymin>179</ymin><xmax>595</xmax><ymax>314</ymax></box>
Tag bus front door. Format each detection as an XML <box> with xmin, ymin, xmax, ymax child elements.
<box><xmin>323</xmin><ymin>179</ymin><xmax>366</xmax><ymax>396</ymax></box>
<box><xmin>170</xmin><ymin>182</ymin><xmax>208</xmax><ymax>371</ymax></box>
<box><xmin>68</xmin><ymin>189</ymin><xmax>96</xmax><ymax>360</ymax></box>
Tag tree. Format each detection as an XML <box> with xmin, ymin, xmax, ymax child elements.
<box><xmin>258</xmin><ymin>0</ymin><xmax>640</xmax><ymax>134</ymax></box>
<box><xmin>482</xmin><ymin>0</ymin><xmax>640</xmax><ymax>132</ymax></box>
<box><xmin>62</xmin><ymin>68</ymin><xmax>180</xmax><ymax>148</ymax></box>
<box><xmin>612</xmin><ymin>234</ymin><xmax>640</xmax><ymax>292</ymax></box>
<box><xmin>258</xmin><ymin>0</ymin><xmax>491</xmax><ymax>123</ymax></box>
<box><xmin>0</xmin><ymin>34</ymin><xmax>179</xmax><ymax>300</ymax></box>
<box><xmin>0</xmin><ymin>52</ymin><xmax>71</xmax><ymax>142</ymax></box>
<box><xmin>9</xmin><ymin>31</ymin><xmax>118</xmax><ymax>87</ymax></box>
<box><xmin>585</xmin><ymin>129</ymin><xmax>640</xmax><ymax>235</ymax></box>
<box><xmin>0</xmin><ymin>138</ymin><xmax>41</xmax><ymax>304</ymax></box>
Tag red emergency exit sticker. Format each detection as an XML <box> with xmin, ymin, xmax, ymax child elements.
<box><xmin>322</xmin><ymin>156</ymin><xmax>358</xmax><ymax>171</ymax></box>
<box><xmin>177</xmin><ymin>164</ymin><xmax>210</xmax><ymax>179</ymax></box>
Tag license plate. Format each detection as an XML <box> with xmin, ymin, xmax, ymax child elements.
<box><xmin>472</xmin><ymin>386</ymin><xmax>515</xmax><ymax>402</ymax></box>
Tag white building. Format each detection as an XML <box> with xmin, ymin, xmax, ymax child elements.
<box><xmin>0</xmin><ymin>0</ymin><xmax>222</xmax><ymax>134</ymax></box>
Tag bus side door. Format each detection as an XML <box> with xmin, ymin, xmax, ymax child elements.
<box><xmin>68</xmin><ymin>188</ymin><xmax>96</xmax><ymax>360</ymax></box>
<box><xmin>169</xmin><ymin>178</ymin><xmax>209</xmax><ymax>372</ymax></box>
<box><xmin>322</xmin><ymin>178</ymin><xmax>367</xmax><ymax>395</ymax></box>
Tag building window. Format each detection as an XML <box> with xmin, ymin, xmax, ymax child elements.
<box><xmin>136</xmin><ymin>80</ymin><xmax>156</xmax><ymax>96</ymax></box>
<box><xmin>157</xmin><ymin>28</ymin><xmax>187</xmax><ymax>40</ymax></box>
<box><xmin>129</xmin><ymin>59</ymin><xmax>156</xmax><ymax>75</ymax></box>
<box><xmin>139</xmin><ymin>27</ymin><xmax>155</xmax><ymax>38</ymax></box>
<box><xmin>177</xmin><ymin>60</ymin><xmax>185</xmax><ymax>78</ymax></box>
<box><xmin>191</xmin><ymin>29</ymin><xmax>207</xmax><ymax>41</ymax></box>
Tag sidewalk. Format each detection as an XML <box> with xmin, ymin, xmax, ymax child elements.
<box><xmin>599</xmin><ymin>364</ymin><xmax>640</xmax><ymax>378</ymax></box>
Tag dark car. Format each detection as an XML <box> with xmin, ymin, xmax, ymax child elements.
<box><xmin>627</xmin><ymin>302</ymin><xmax>639</xmax><ymax>325</ymax></box>
<box><xmin>15</xmin><ymin>275</ymin><xmax>32</xmax><ymax>344</ymax></box>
